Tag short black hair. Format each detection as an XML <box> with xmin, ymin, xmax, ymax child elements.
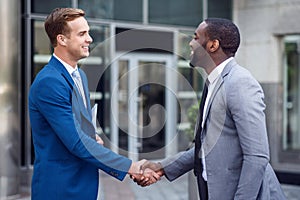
<box><xmin>204</xmin><ymin>18</ymin><xmax>240</xmax><ymax>57</ymax></box>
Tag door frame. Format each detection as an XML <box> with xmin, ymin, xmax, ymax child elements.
<box><xmin>111</xmin><ymin>52</ymin><xmax>178</xmax><ymax>161</ymax></box>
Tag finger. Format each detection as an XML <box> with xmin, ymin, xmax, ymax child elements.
<box><xmin>139</xmin><ymin>177</ymin><xmax>152</xmax><ymax>186</ymax></box>
<box><xmin>95</xmin><ymin>134</ymin><xmax>104</xmax><ymax>145</ymax></box>
<box><xmin>151</xmin><ymin>171</ymin><xmax>161</xmax><ymax>181</ymax></box>
<box><xmin>140</xmin><ymin>160</ymin><xmax>151</xmax><ymax>171</ymax></box>
<box><xmin>149</xmin><ymin>174</ymin><xmax>159</xmax><ymax>183</ymax></box>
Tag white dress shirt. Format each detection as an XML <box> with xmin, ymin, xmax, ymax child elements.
<box><xmin>53</xmin><ymin>53</ymin><xmax>78</xmax><ymax>78</ymax></box>
<box><xmin>201</xmin><ymin>57</ymin><xmax>233</xmax><ymax>181</ymax></box>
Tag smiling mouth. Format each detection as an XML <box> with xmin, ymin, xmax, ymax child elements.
<box><xmin>82</xmin><ymin>46</ymin><xmax>89</xmax><ymax>52</ymax></box>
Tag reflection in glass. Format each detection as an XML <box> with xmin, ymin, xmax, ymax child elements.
<box><xmin>79</xmin><ymin>0</ymin><xmax>113</xmax><ymax>19</ymax></box>
<box><xmin>138</xmin><ymin>61</ymin><xmax>166</xmax><ymax>158</ymax></box>
<box><xmin>177</xmin><ymin>31</ymin><xmax>204</xmax><ymax>144</ymax></box>
<box><xmin>284</xmin><ymin>35</ymin><xmax>300</xmax><ymax>151</ymax></box>
<box><xmin>33</xmin><ymin>20</ymin><xmax>52</xmax><ymax>78</ymax></box>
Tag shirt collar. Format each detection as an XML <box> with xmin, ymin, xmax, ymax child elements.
<box><xmin>207</xmin><ymin>57</ymin><xmax>233</xmax><ymax>84</ymax></box>
<box><xmin>53</xmin><ymin>53</ymin><xmax>78</xmax><ymax>76</ymax></box>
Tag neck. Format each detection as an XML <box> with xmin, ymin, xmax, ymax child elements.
<box><xmin>205</xmin><ymin>54</ymin><xmax>229</xmax><ymax>74</ymax></box>
<box><xmin>54</xmin><ymin>48</ymin><xmax>77</xmax><ymax>68</ymax></box>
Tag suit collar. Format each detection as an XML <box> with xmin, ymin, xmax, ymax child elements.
<box><xmin>49</xmin><ymin>56</ymin><xmax>74</xmax><ymax>88</ymax></box>
<box><xmin>207</xmin><ymin>57</ymin><xmax>233</xmax><ymax>84</ymax></box>
<box><xmin>221</xmin><ymin>58</ymin><xmax>237</xmax><ymax>78</ymax></box>
<box><xmin>49</xmin><ymin>56</ymin><xmax>92</xmax><ymax>120</ymax></box>
<box><xmin>202</xmin><ymin>58</ymin><xmax>237</xmax><ymax>129</ymax></box>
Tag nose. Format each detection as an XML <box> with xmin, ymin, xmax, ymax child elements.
<box><xmin>189</xmin><ymin>39</ymin><xmax>194</xmax><ymax>49</ymax></box>
<box><xmin>87</xmin><ymin>33</ymin><xmax>93</xmax><ymax>43</ymax></box>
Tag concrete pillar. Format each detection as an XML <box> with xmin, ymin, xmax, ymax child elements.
<box><xmin>0</xmin><ymin>0</ymin><xmax>21</xmax><ymax>197</ymax></box>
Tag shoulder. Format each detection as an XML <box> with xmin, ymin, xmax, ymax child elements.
<box><xmin>32</xmin><ymin>65</ymin><xmax>63</xmax><ymax>86</ymax></box>
<box><xmin>30</xmin><ymin>65</ymin><xmax>70</xmax><ymax>97</ymax></box>
<box><xmin>224</xmin><ymin>63</ymin><xmax>261</xmax><ymax>89</ymax></box>
<box><xmin>222</xmin><ymin>63</ymin><xmax>265</xmax><ymax>104</ymax></box>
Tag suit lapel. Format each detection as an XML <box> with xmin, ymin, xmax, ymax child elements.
<box><xmin>49</xmin><ymin>56</ymin><xmax>74</xmax><ymax>88</ymax></box>
<box><xmin>50</xmin><ymin>56</ymin><xmax>92</xmax><ymax>121</ymax></box>
<box><xmin>78</xmin><ymin>69</ymin><xmax>92</xmax><ymax>115</ymax></box>
<box><xmin>74</xmin><ymin>70</ymin><xmax>91</xmax><ymax>121</ymax></box>
<box><xmin>202</xmin><ymin>77</ymin><xmax>223</xmax><ymax>124</ymax></box>
<box><xmin>202</xmin><ymin>59</ymin><xmax>236</xmax><ymax>129</ymax></box>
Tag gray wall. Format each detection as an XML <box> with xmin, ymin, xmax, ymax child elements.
<box><xmin>0</xmin><ymin>0</ymin><xmax>21</xmax><ymax>197</ymax></box>
<box><xmin>233</xmin><ymin>0</ymin><xmax>300</xmax><ymax>172</ymax></box>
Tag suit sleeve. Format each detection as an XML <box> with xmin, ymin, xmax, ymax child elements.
<box><xmin>227</xmin><ymin>72</ymin><xmax>270</xmax><ymax>199</ymax></box>
<box><xmin>33</xmin><ymin>75</ymin><xmax>132</xmax><ymax>181</ymax></box>
<box><xmin>160</xmin><ymin>147</ymin><xmax>195</xmax><ymax>181</ymax></box>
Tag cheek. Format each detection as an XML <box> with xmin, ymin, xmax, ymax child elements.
<box><xmin>190</xmin><ymin>40</ymin><xmax>199</xmax><ymax>49</ymax></box>
<box><xmin>194</xmin><ymin>44</ymin><xmax>207</xmax><ymax>58</ymax></box>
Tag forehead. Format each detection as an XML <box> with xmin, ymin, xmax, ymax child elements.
<box><xmin>195</xmin><ymin>21</ymin><xmax>207</xmax><ymax>36</ymax></box>
<box><xmin>67</xmin><ymin>16</ymin><xmax>89</xmax><ymax>32</ymax></box>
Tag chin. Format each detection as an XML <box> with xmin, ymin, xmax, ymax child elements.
<box><xmin>82</xmin><ymin>53</ymin><xmax>89</xmax><ymax>58</ymax></box>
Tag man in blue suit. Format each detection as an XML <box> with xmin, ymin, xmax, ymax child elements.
<box><xmin>137</xmin><ymin>18</ymin><xmax>286</xmax><ymax>199</ymax></box>
<box><xmin>29</xmin><ymin>8</ymin><xmax>159</xmax><ymax>200</ymax></box>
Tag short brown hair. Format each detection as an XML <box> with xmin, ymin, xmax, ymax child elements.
<box><xmin>44</xmin><ymin>8</ymin><xmax>85</xmax><ymax>47</ymax></box>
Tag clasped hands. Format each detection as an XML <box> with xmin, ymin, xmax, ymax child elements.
<box><xmin>128</xmin><ymin>160</ymin><xmax>164</xmax><ymax>187</ymax></box>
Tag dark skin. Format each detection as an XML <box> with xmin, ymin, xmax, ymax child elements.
<box><xmin>134</xmin><ymin>21</ymin><xmax>230</xmax><ymax>187</ymax></box>
<box><xmin>190</xmin><ymin>21</ymin><xmax>229</xmax><ymax>74</ymax></box>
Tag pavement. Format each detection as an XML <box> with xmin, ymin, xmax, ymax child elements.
<box><xmin>10</xmin><ymin>167</ymin><xmax>300</xmax><ymax>200</ymax></box>
<box><xmin>98</xmin><ymin>170</ymin><xmax>300</xmax><ymax>200</ymax></box>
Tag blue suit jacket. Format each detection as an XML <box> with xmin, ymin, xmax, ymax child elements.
<box><xmin>29</xmin><ymin>56</ymin><xmax>132</xmax><ymax>200</ymax></box>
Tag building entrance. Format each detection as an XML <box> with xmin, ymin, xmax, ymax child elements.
<box><xmin>111</xmin><ymin>53</ymin><xmax>176</xmax><ymax>161</ymax></box>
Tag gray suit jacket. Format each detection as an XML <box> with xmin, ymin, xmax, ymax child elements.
<box><xmin>161</xmin><ymin>59</ymin><xmax>286</xmax><ymax>200</ymax></box>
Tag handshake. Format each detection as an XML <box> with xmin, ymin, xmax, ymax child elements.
<box><xmin>128</xmin><ymin>160</ymin><xmax>164</xmax><ymax>187</ymax></box>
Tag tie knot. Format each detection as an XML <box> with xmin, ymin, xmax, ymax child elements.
<box><xmin>72</xmin><ymin>70</ymin><xmax>80</xmax><ymax>79</ymax></box>
<box><xmin>205</xmin><ymin>79</ymin><xmax>210</xmax><ymax>86</ymax></box>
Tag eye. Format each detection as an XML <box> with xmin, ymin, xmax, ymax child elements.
<box><xmin>193</xmin><ymin>34</ymin><xmax>198</xmax><ymax>40</ymax></box>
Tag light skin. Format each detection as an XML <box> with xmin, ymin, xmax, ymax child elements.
<box><xmin>135</xmin><ymin>20</ymin><xmax>230</xmax><ymax>187</ymax></box>
<box><xmin>54</xmin><ymin>16</ymin><xmax>92</xmax><ymax>68</ymax></box>
<box><xmin>53</xmin><ymin>16</ymin><xmax>155</xmax><ymax>180</ymax></box>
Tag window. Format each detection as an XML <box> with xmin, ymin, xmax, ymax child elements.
<box><xmin>176</xmin><ymin>31</ymin><xmax>205</xmax><ymax>147</ymax></box>
<box><xmin>79</xmin><ymin>0</ymin><xmax>113</xmax><ymax>19</ymax></box>
<box><xmin>208</xmin><ymin>0</ymin><xmax>232</xmax><ymax>19</ymax></box>
<box><xmin>149</xmin><ymin>0</ymin><xmax>202</xmax><ymax>27</ymax></box>
<box><xmin>113</xmin><ymin>0</ymin><xmax>142</xmax><ymax>22</ymax></box>
<box><xmin>32</xmin><ymin>0</ymin><xmax>71</xmax><ymax>14</ymax></box>
<box><xmin>284</xmin><ymin>35</ymin><xmax>300</xmax><ymax>152</ymax></box>
<box><xmin>79</xmin><ymin>0</ymin><xmax>142</xmax><ymax>22</ymax></box>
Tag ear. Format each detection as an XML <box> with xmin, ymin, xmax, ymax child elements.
<box><xmin>57</xmin><ymin>34</ymin><xmax>67</xmax><ymax>46</ymax></box>
<box><xmin>207</xmin><ymin>39</ymin><xmax>220</xmax><ymax>53</ymax></box>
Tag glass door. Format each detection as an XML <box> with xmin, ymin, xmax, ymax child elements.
<box><xmin>111</xmin><ymin>53</ymin><xmax>176</xmax><ymax>161</ymax></box>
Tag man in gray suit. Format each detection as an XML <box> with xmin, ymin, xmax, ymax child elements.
<box><xmin>137</xmin><ymin>18</ymin><xmax>286</xmax><ymax>200</ymax></box>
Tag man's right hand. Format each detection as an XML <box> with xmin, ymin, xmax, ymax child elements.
<box><xmin>135</xmin><ymin>160</ymin><xmax>165</xmax><ymax>187</ymax></box>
